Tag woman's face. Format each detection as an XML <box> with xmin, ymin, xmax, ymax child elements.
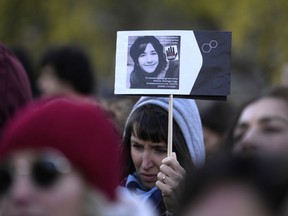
<box><xmin>233</xmin><ymin>97</ymin><xmax>288</xmax><ymax>154</ymax></box>
<box><xmin>0</xmin><ymin>149</ymin><xmax>87</xmax><ymax>216</ymax></box>
<box><xmin>37</xmin><ymin>65</ymin><xmax>72</xmax><ymax>97</ymax></box>
<box><xmin>137</xmin><ymin>43</ymin><xmax>159</xmax><ymax>73</ymax></box>
<box><xmin>130</xmin><ymin>126</ymin><xmax>167</xmax><ymax>189</ymax></box>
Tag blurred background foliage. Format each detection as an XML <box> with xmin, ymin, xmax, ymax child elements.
<box><xmin>1</xmin><ymin>0</ymin><xmax>288</xmax><ymax>103</ymax></box>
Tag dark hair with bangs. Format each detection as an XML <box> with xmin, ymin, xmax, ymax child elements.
<box><xmin>132</xmin><ymin>105</ymin><xmax>168</xmax><ymax>143</ymax></box>
<box><xmin>122</xmin><ymin>103</ymin><xmax>195</xmax><ymax>179</ymax></box>
<box><xmin>39</xmin><ymin>44</ymin><xmax>95</xmax><ymax>95</ymax></box>
<box><xmin>130</xmin><ymin>36</ymin><xmax>167</xmax><ymax>75</ymax></box>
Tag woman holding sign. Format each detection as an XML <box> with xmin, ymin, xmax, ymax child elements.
<box><xmin>120</xmin><ymin>96</ymin><xmax>205</xmax><ymax>215</ymax></box>
<box><xmin>129</xmin><ymin>36</ymin><xmax>179</xmax><ymax>89</ymax></box>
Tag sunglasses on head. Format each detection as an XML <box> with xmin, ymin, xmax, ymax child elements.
<box><xmin>0</xmin><ymin>154</ymin><xmax>71</xmax><ymax>195</ymax></box>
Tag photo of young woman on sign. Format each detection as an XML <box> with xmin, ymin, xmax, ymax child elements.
<box><xmin>128</xmin><ymin>36</ymin><xmax>180</xmax><ymax>89</ymax></box>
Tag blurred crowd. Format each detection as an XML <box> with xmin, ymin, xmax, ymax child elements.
<box><xmin>0</xmin><ymin>41</ymin><xmax>288</xmax><ymax>216</ymax></box>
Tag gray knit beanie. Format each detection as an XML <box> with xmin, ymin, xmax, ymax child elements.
<box><xmin>126</xmin><ymin>96</ymin><xmax>205</xmax><ymax>168</ymax></box>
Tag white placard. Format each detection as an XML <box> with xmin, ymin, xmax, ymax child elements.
<box><xmin>114</xmin><ymin>30</ymin><xmax>203</xmax><ymax>95</ymax></box>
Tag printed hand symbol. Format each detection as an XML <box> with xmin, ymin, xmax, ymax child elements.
<box><xmin>166</xmin><ymin>46</ymin><xmax>178</xmax><ymax>60</ymax></box>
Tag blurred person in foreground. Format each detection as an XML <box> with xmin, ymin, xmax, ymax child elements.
<box><xmin>37</xmin><ymin>44</ymin><xmax>96</xmax><ymax>99</ymax></box>
<box><xmin>178</xmin><ymin>153</ymin><xmax>288</xmax><ymax>216</ymax></box>
<box><xmin>0</xmin><ymin>96</ymin><xmax>155</xmax><ymax>216</ymax></box>
<box><xmin>224</xmin><ymin>85</ymin><xmax>288</xmax><ymax>155</ymax></box>
<box><xmin>120</xmin><ymin>96</ymin><xmax>205</xmax><ymax>215</ymax></box>
<box><xmin>100</xmin><ymin>97</ymin><xmax>136</xmax><ymax>135</ymax></box>
<box><xmin>196</xmin><ymin>100</ymin><xmax>235</xmax><ymax>158</ymax></box>
<box><xmin>0</xmin><ymin>43</ymin><xmax>32</xmax><ymax>138</ymax></box>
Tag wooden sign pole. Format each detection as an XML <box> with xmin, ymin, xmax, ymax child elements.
<box><xmin>167</xmin><ymin>94</ymin><xmax>173</xmax><ymax>157</ymax></box>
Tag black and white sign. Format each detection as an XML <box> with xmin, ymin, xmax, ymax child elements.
<box><xmin>114</xmin><ymin>30</ymin><xmax>231</xmax><ymax>98</ymax></box>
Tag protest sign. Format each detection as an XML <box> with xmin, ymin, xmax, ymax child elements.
<box><xmin>114</xmin><ymin>30</ymin><xmax>232</xmax><ymax>156</ymax></box>
<box><xmin>114</xmin><ymin>30</ymin><xmax>231</xmax><ymax>99</ymax></box>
